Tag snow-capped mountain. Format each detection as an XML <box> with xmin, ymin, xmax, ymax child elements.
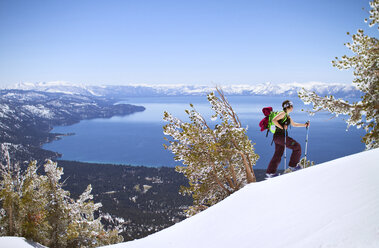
<box><xmin>103</xmin><ymin>148</ymin><xmax>379</xmax><ymax>248</ymax></box>
<box><xmin>8</xmin><ymin>81</ymin><xmax>361</xmax><ymax>98</ymax></box>
<box><xmin>9</xmin><ymin>81</ymin><xmax>102</xmax><ymax>96</ymax></box>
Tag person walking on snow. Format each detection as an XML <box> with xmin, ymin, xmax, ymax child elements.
<box><xmin>266</xmin><ymin>100</ymin><xmax>310</xmax><ymax>178</ymax></box>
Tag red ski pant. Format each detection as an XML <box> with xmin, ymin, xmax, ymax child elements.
<box><xmin>266</xmin><ymin>134</ymin><xmax>301</xmax><ymax>174</ymax></box>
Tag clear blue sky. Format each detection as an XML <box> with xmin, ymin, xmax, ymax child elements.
<box><xmin>0</xmin><ymin>0</ymin><xmax>376</xmax><ymax>87</ymax></box>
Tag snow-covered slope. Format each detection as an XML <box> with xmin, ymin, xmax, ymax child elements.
<box><xmin>0</xmin><ymin>237</ymin><xmax>47</xmax><ymax>248</ymax></box>
<box><xmin>104</xmin><ymin>148</ymin><xmax>379</xmax><ymax>248</ymax></box>
<box><xmin>8</xmin><ymin>81</ymin><xmax>361</xmax><ymax>98</ymax></box>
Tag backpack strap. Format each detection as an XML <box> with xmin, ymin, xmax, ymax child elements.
<box><xmin>282</xmin><ymin>112</ymin><xmax>288</xmax><ymax>123</ymax></box>
<box><xmin>279</xmin><ymin>112</ymin><xmax>289</xmax><ymax>126</ymax></box>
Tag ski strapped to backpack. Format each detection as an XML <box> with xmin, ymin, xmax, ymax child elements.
<box><xmin>259</xmin><ymin>107</ymin><xmax>288</xmax><ymax>137</ymax></box>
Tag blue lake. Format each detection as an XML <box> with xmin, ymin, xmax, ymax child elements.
<box><xmin>43</xmin><ymin>96</ymin><xmax>366</xmax><ymax>169</ymax></box>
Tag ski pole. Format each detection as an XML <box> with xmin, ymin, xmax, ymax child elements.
<box><xmin>304</xmin><ymin>120</ymin><xmax>310</xmax><ymax>167</ymax></box>
<box><xmin>284</xmin><ymin>127</ymin><xmax>287</xmax><ymax>171</ymax></box>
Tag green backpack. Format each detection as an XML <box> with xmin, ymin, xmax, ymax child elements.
<box><xmin>268</xmin><ymin>111</ymin><xmax>287</xmax><ymax>133</ymax></box>
<box><xmin>259</xmin><ymin>107</ymin><xmax>288</xmax><ymax>135</ymax></box>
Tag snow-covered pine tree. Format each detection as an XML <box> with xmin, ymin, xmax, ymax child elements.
<box><xmin>42</xmin><ymin>160</ymin><xmax>123</xmax><ymax>248</ymax></box>
<box><xmin>66</xmin><ymin>184</ymin><xmax>123</xmax><ymax>247</ymax></box>
<box><xmin>42</xmin><ymin>160</ymin><xmax>72</xmax><ymax>248</ymax></box>
<box><xmin>19</xmin><ymin>161</ymin><xmax>49</xmax><ymax>244</ymax></box>
<box><xmin>163</xmin><ymin>88</ymin><xmax>259</xmax><ymax>216</ymax></box>
<box><xmin>0</xmin><ymin>144</ymin><xmax>22</xmax><ymax>236</ymax></box>
<box><xmin>0</xmin><ymin>147</ymin><xmax>123</xmax><ymax>247</ymax></box>
<box><xmin>298</xmin><ymin>0</ymin><xmax>379</xmax><ymax>149</ymax></box>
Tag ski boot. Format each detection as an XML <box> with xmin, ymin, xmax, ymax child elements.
<box><xmin>265</xmin><ymin>173</ymin><xmax>280</xmax><ymax>179</ymax></box>
<box><xmin>289</xmin><ymin>164</ymin><xmax>303</xmax><ymax>172</ymax></box>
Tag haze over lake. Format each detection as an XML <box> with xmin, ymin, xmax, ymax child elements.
<box><xmin>43</xmin><ymin>96</ymin><xmax>366</xmax><ymax>169</ymax></box>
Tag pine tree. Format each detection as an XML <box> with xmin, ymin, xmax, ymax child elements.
<box><xmin>66</xmin><ymin>184</ymin><xmax>123</xmax><ymax>247</ymax></box>
<box><xmin>42</xmin><ymin>160</ymin><xmax>74</xmax><ymax>248</ymax></box>
<box><xmin>163</xmin><ymin>88</ymin><xmax>259</xmax><ymax>216</ymax></box>
<box><xmin>0</xmin><ymin>144</ymin><xmax>22</xmax><ymax>236</ymax></box>
<box><xmin>19</xmin><ymin>161</ymin><xmax>50</xmax><ymax>244</ymax></box>
<box><xmin>0</xmin><ymin>146</ymin><xmax>124</xmax><ymax>247</ymax></box>
<box><xmin>42</xmin><ymin>160</ymin><xmax>123</xmax><ymax>248</ymax></box>
<box><xmin>298</xmin><ymin>0</ymin><xmax>379</xmax><ymax>149</ymax></box>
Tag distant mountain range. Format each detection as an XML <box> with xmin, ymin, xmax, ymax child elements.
<box><xmin>7</xmin><ymin>81</ymin><xmax>362</xmax><ymax>99</ymax></box>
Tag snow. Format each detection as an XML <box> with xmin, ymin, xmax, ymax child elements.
<box><xmin>22</xmin><ymin>105</ymin><xmax>54</xmax><ymax>119</ymax></box>
<box><xmin>8</xmin><ymin>81</ymin><xmax>360</xmax><ymax>97</ymax></box>
<box><xmin>0</xmin><ymin>237</ymin><xmax>47</xmax><ymax>248</ymax></box>
<box><xmin>103</xmin><ymin>148</ymin><xmax>379</xmax><ymax>248</ymax></box>
<box><xmin>0</xmin><ymin>104</ymin><xmax>14</xmax><ymax>118</ymax></box>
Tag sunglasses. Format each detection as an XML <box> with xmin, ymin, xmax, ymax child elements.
<box><xmin>283</xmin><ymin>101</ymin><xmax>293</xmax><ymax>109</ymax></box>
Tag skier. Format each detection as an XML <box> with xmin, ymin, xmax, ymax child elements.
<box><xmin>266</xmin><ymin>100</ymin><xmax>310</xmax><ymax>178</ymax></box>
